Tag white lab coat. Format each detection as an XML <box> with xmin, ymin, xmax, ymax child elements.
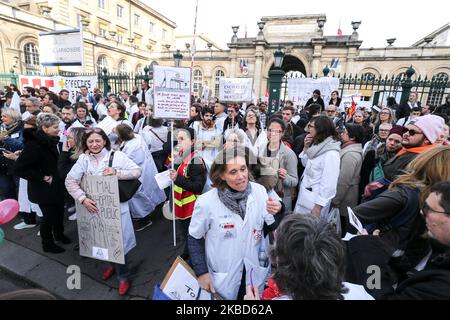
<box><xmin>294</xmin><ymin>148</ymin><xmax>340</xmax><ymax>216</ymax></box>
<box><xmin>59</xmin><ymin>120</ymin><xmax>85</xmax><ymax>147</ymax></box>
<box><xmin>67</xmin><ymin>150</ymin><xmax>139</xmax><ymax>255</ymax></box>
<box><xmin>18</xmin><ymin>178</ymin><xmax>42</xmax><ymax>217</ymax></box>
<box><xmin>120</xmin><ymin>135</ymin><xmax>166</xmax><ymax>218</ymax></box>
<box><xmin>243</xmin><ymin>129</ymin><xmax>268</xmax><ymax>156</ymax></box>
<box><xmin>136</xmin><ymin>88</ymin><xmax>154</xmax><ymax>106</ymax></box>
<box><xmin>96</xmin><ymin>116</ymin><xmax>133</xmax><ymax>136</ymax></box>
<box><xmin>189</xmin><ymin>182</ymin><xmax>275</xmax><ymax>300</ymax></box>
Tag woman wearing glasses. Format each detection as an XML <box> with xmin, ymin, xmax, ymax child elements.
<box><xmin>352</xmin><ymin>146</ymin><xmax>450</xmax><ymax>262</ymax></box>
<box><xmin>258</xmin><ymin>118</ymin><xmax>298</xmax><ymax>211</ymax></box>
<box><xmin>373</xmin><ymin>107</ymin><xmax>395</xmax><ymax>135</ymax></box>
<box><xmin>65</xmin><ymin>128</ymin><xmax>142</xmax><ymax>295</ymax></box>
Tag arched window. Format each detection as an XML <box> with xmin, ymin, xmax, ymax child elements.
<box><xmin>97</xmin><ymin>55</ymin><xmax>108</xmax><ymax>73</ymax></box>
<box><xmin>23</xmin><ymin>43</ymin><xmax>40</xmax><ymax>74</ymax></box>
<box><xmin>135</xmin><ymin>64</ymin><xmax>143</xmax><ymax>75</ymax></box>
<box><xmin>118</xmin><ymin>60</ymin><xmax>128</xmax><ymax>74</ymax></box>
<box><xmin>193</xmin><ymin>69</ymin><xmax>203</xmax><ymax>95</ymax></box>
<box><xmin>363</xmin><ymin>72</ymin><xmax>376</xmax><ymax>81</ymax></box>
<box><xmin>214</xmin><ymin>69</ymin><xmax>225</xmax><ymax>96</ymax></box>
<box><xmin>427</xmin><ymin>72</ymin><xmax>449</xmax><ymax>106</ymax></box>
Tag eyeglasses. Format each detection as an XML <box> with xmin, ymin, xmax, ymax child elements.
<box><xmin>326</xmin><ymin>110</ymin><xmax>335</xmax><ymax>113</ymax></box>
<box><xmin>379</xmin><ymin>129</ymin><xmax>391</xmax><ymax>133</ymax></box>
<box><xmin>406</xmin><ymin>129</ymin><xmax>423</xmax><ymax>136</ymax></box>
<box><xmin>268</xmin><ymin>129</ymin><xmax>283</xmax><ymax>134</ymax></box>
<box><xmin>421</xmin><ymin>202</ymin><xmax>448</xmax><ymax>217</ymax></box>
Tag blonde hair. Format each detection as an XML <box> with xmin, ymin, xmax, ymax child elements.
<box><xmin>390</xmin><ymin>145</ymin><xmax>450</xmax><ymax>204</ymax></box>
<box><xmin>1</xmin><ymin>107</ymin><xmax>22</xmax><ymax>122</ymax></box>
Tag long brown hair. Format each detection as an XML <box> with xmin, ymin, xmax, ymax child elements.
<box><xmin>390</xmin><ymin>145</ymin><xmax>450</xmax><ymax>204</ymax></box>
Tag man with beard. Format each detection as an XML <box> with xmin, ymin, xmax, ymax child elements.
<box><xmin>57</xmin><ymin>89</ymin><xmax>72</xmax><ymax>109</ymax></box>
<box><xmin>193</xmin><ymin>107</ymin><xmax>222</xmax><ymax>167</ymax></box>
<box><xmin>58</xmin><ymin>106</ymin><xmax>84</xmax><ymax>150</ymax></box>
<box><xmin>347</xmin><ymin>181</ymin><xmax>450</xmax><ymax>299</ymax></box>
<box><xmin>383</xmin><ymin>115</ymin><xmax>444</xmax><ymax>181</ymax></box>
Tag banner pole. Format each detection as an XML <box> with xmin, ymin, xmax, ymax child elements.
<box><xmin>171</xmin><ymin>120</ymin><xmax>177</xmax><ymax>247</ymax></box>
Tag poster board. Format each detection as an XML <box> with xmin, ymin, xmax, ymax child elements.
<box><xmin>287</xmin><ymin>77</ymin><xmax>339</xmax><ymax>106</ymax></box>
<box><xmin>75</xmin><ymin>175</ymin><xmax>125</xmax><ymax>264</ymax></box>
<box><xmin>39</xmin><ymin>29</ymin><xmax>83</xmax><ymax>66</ymax></box>
<box><xmin>18</xmin><ymin>75</ymin><xmax>97</xmax><ymax>103</ymax></box>
<box><xmin>219</xmin><ymin>78</ymin><xmax>253</xmax><ymax>102</ymax></box>
<box><xmin>153</xmin><ymin>65</ymin><xmax>191</xmax><ymax>119</ymax></box>
<box><xmin>160</xmin><ymin>257</ymin><xmax>222</xmax><ymax>300</ymax></box>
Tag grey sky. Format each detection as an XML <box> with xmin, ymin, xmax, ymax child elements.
<box><xmin>149</xmin><ymin>0</ymin><xmax>449</xmax><ymax>49</ymax></box>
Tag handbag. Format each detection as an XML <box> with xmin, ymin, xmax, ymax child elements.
<box><xmin>108</xmin><ymin>151</ymin><xmax>141</xmax><ymax>202</ymax></box>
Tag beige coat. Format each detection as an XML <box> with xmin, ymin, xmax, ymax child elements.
<box><xmin>332</xmin><ymin>143</ymin><xmax>363</xmax><ymax>217</ymax></box>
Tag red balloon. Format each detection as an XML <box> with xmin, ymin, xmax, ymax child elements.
<box><xmin>0</xmin><ymin>199</ymin><xmax>20</xmax><ymax>225</ymax></box>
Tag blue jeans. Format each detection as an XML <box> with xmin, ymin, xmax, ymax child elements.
<box><xmin>0</xmin><ymin>174</ymin><xmax>19</xmax><ymax>200</ymax></box>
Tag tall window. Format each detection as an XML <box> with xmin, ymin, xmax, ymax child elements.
<box><xmin>98</xmin><ymin>0</ymin><xmax>105</xmax><ymax>9</ymax></box>
<box><xmin>214</xmin><ymin>69</ymin><xmax>225</xmax><ymax>96</ymax></box>
<box><xmin>427</xmin><ymin>72</ymin><xmax>449</xmax><ymax>106</ymax></box>
<box><xmin>98</xmin><ymin>26</ymin><xmax>107</xmax><ymax>38</ymax></box>
<box><xmin>97</xmin><ymin>55</ymin><xmax>108</xmax><ymax>73</ymax></box>
<box><xmin>118</xmin><ymin>60</ymin><xmax>128</xmax><ymax>74</ymax></box>
<box><xmin>363</xmin><ymin>72</ymin><xmax>376</xmax><ymax>81</ymax></box>
<box><xmin>134</xmin><ymin>14</ymin><xmax>140</xmax><ymax>27</ymax></box>
<box><xmin>193</xmin><ymin>69</ymin><xmax>203</xmax><ymax>95</ymax></box>
<box><xmin>23</xmin><ymin>43</ymin><xmax>40</xmax><ymax>74</ymax></box>
<box><xmin>135</xmin><ymin>64</ymin><xmax>143</xmax><ymax>75</ymax></box>
<box><xmin>149</xmin><ymin>22</ymin><xmax>154</xmax><ymax>33</ymax></box>
<box><xmin>117</xmin><ymin>5</ymin><xmax>123</xmax><ymax>17</ymax></box>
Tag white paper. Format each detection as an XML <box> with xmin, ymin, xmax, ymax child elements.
<box><xmin>162</xmin><ymin>263</ymin><xmax>200</xmax><ymax>300</ymax></box>
<box><xmin>347</xmin><ymin>207</ymin><xmax>364</xmax><ymax>234</ymax></box>
<box><xmin>341</xmin><ymin>233</ymin><xmax>358</xmax><ymax>242</ymax></box>
<box><xmin>92</xmin><ymin>247</ymin><xmax>109</xmax><ymax>261</ymax></box>
<box><xmin>155</xmin><ymin>170</ymin><xmax>172</xmax><ymax>190</ymax></box>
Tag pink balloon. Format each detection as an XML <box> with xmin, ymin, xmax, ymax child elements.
<box><xmin>0</xmin><ymin>199</ymin><xmax>20</xmax><ymax>225</ymax></box>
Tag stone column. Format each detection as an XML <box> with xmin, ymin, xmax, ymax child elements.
<box><xmin>253</xmin><ymin>44</ymin><xmax>264</xmax><ymax>99</ymax></box>
<box><xmin>311</xmin><ymin>39</ymin><xmax>326</xmax><ymax>76</ymax></box>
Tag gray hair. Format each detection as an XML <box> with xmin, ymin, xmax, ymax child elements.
<box><xmin>36</xmin><ymin>112</ymin><xmax>60</xmax><ymax>128</ymax></box>
<box><xmin>28</xmin><ymin>97</ymin><xmax>42</xmax><ymax>108</ymax></box>
<box><xmin>1</xmin><ymin>107</ymin><xmax>22</xmax><ymax>122</ymax></box>
<box><xmin>224</xmin><ymin>128</ymin><xmax>246</xmax><ymax>144</ymax></box>
<box><xmin>271</xmin><ymin>214</ymin><xmax>348</xmax><ymax>300</ymax></box>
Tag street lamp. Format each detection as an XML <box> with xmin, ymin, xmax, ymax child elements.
<box><xmin>268</xmin><ymin>46</ymin><xmax>286</xmax><ymax>115</ymax></box>
<box><xmin>173</xmin><ymin>49</ymin><xmax>183</xmax><ymax>67</ymax></box>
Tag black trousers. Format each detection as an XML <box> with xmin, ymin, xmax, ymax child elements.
<box><xmin>179</xmin><ymin>218</ymin><xmax>191</xmax><ymax>257</ymax></box>
<box><xmin>38</xmin><ymin>202</ymin><xmax>65</xmax><ymax>245</ymax></box>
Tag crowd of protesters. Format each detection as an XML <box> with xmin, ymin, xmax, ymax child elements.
<box><xmin>1</xmin><ymin>82</ymin><xmax>449</xmax><ymax>300</ymax></box>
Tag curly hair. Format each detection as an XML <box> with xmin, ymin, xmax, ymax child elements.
<box><xmin>271</xmin><ymin>214</ymin><xmax>348</xmax><ymax>300</ymax></box>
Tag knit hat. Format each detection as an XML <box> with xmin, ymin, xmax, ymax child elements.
<box><xmin>389</xmin><ymin>125</ymin><xmax>407</xmax><ymax>137</ymax></box>
<box><xmin>409</xmin><ymin>115</ymin><xmax>445</xmax><ymax>144</ymax></box>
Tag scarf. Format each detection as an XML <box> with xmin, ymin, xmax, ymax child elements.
<box><xmin>218</xmin><ymin>183</ymin><xmax>252</xmax><ymax>219</ymax></box>
<box><xmin>306</xmin><ymin>136</ymin><xmax>341</xmax><ymax>159</ymax></box>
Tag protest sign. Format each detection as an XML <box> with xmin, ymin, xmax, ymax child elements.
<box><xmin>75</xmin><ymin>175</ymin><xmax>125</xmax><ymax>264</ymax></box>
<box><xmin>287</xmin><ymin>77</ymin><xmax>339</xmax><ymax>106</ymax></box>
<box><xmin>160</xmin><ymin>256</ymin><xmax>222</xmax><ymax>300</ymax></box>
<box><xmin>39</xmin><ymin>29</ymin><xmax>83</xmax><ymax>66</ymax></box>
<box><xmin>219</xmin><ymin>78</ymin><xmax>253</xmax><ymax>102</ymax></box>
<box><xmin>153</xmin><ymin>65</ymin><xmax>191</xmax><ymax>119</ymax></box>
<box><xmin>18</xmin><ymin>75</ymin><xmax>97</xmax><ymax>103</ymax></box>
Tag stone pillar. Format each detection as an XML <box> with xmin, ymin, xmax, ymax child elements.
<box><xmin>311</xmin><ymin>39</ymin><xmax>326</xmax><ymax>76</ymax></box>
<box><xmin>230</xmin><ymin>47</ymin><xmax>238</xmax><ymax>77</ymax></box>
<box><xmin>344</xmin><ymin>41</ymin><xmax>362</xmax><ymax>74</ymax></box>
<box><xmin>253</xmin><ymin>45</ymin><xmax>264</xmax><ymax>99</ymax></box>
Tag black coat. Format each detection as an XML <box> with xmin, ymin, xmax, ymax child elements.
<box><xmin>346</xmin><ymin>236</ymin><xmax>450</xmax><ymax>300</ymax></box>
<box><xmin>383</xmin><ymin>151</ymin><xmax>419</xmax><ymax>182</ymax></box>
<box><xmin>396</xmin><ymin>102</ymin><xmax>421</xmax><ymax>120</ymax></box>
<box><xmin>305</xmin><ymin>97</ymin><xmax>325</xmax><ymax>111</ymax></box>
<box><xmin>14</xmin><ymin>129</ymin><xmax>64</xmax><ymax>205</ymax></box>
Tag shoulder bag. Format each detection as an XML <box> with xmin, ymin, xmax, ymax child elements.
<box><xmin>109</xmin><ymin>151</ymin><xmax>141</xmax><ymax>202</ymax></box>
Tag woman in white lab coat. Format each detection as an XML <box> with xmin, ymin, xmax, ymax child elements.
<box><xmin>188</xmin><ymin>146</ymin><xmax>282</xmax><ymax>300</ymax></box>
<box><xmin>65</xmin><ymin>128</ymin><xmax>141</xmax><ymax>296</ymax></box>
<box><xmin>115</xmin><ymin>124</ymin><xmax>166</xmax><ymax>222</ymax></box>
<box><xmin>294</xmin><ymin>116</ymin><xmax>341</xmax><ymax>218</ymax></box>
